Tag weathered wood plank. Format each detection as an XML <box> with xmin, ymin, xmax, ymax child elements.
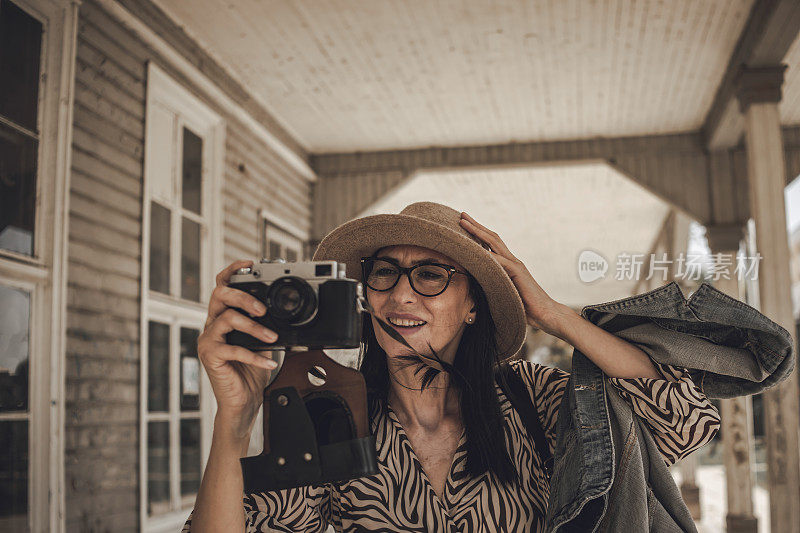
<box><xmin>78</xmin><ymin>6</ymin><xmax>149</xmax><ymax>76</ymax></box>
<box><xmin>69</xmin><ymin>216</ymin><xmax>141</xmax><ymax>257</ymax></box>
<box><xmin>222</xmin><ymin>222</ymin><xmax>259</xmax><ymax>253</ymax></box>
<box><xmin>66</xmin><ymin>378</ymin><xmax>139</xmax><ymax>404</ymax></box>
<box><xmin>68</xmin><ymin>261</ymin><xmax>140</xmax><ymax>296</ymax></box>
<box><xmin>224</xmin><ymin>177</ymin><xmax>310</xmax><ymax>217</ymax></box>
<box><xmin>66</xmin><ymin>335</ymin><xmax>139</xmax><ymax>362</ymax></box>
<box><xmin>69</xmin><ymin>195</ymin><xmax>141</xmax><ymax>242</ymax></box>
<box><xmin>67</xmin><ymin>310</ymin><xmax>139</xmax><ymax>342</ymax></box>
<box><xmin>64</xmin><ymin>420</ymin><xmax>138</xmax><ymax>449</ymax></box>
<box><xmin>73</xmin><ymin>128</ymin><xmax>143</xmax><ymax>188</ymax></box>
<box><xmin>72</xmin><ymin>97</ymin><xmax>144</xmax><ymax>146</ymax></box>
<box><xmin>65</xmin><ymin>355</ymin><xmax>138</xmax><ymax>383</ymax></box>
<box><xmin>223</xmin><ymin>241</ymin><xmax>258</xmax><ymax>263</ymax></box>
<box><xmin>71</xmin><ymin>171</ymin><xmax>141</xmax><ymax>219</ymax></box>
<box><xmin>227</xmin><ymin>127</ymin><xmax>311</xmax><ymax>187</ymax></box>
<box><xmin>76</xmin><ymin>36</ymin><xmax>144</xmax><ymax>95</ymax></box>
<box><xmin>223</xmin><ymin>232</ymin><xmax>259</xmax><ymax>257</ymax></box>
<box><xmin>73</xmin><ymin>103</ymin><xmax>144</xmax><ymax>166</ymax></box>
<box><xmin>224</xmin><ymin>146</ymin><xmax>311</xmax><ymax>203</ymax></box>
<box><xmin>67</xmin><ymin>286</ymin><xmax>140</xmax><ymax>321</ymax></box>
<box><xmin>74</xmin><ymin>56</ymin><xmax>144</xmax><ymax>105</ymax></box>
<box><xmin>72</xmin><ymin>103</ymin><xmax>144</xmax><ymax>159</ymax></box>
<box><xmin>224</xmin><ymin>199</ymin><xmax>308</xmax><ymax>239</ymax></box>
<box><xmin>71</xmin><ymin>148</ymin><xmax>142</xmax><ymax>197</ymax></box>
<box><xmin>64</xmin><ymin>485</ymin><xmax>139</xmax><ymax>510</ymax></box>
<box><xmin>74</xmin><ymin>76</ymin><xmax>143</xmax><ymax>119</ymax></box>
<box><xmin>224</xmin><ymin>184</ymin><xmax>309</xmax><ymax>227</ymax></box>
<box><xmin>69</xmin><ymin>237</ymin><xmax>140</xmax><ymax>272</ymax></box>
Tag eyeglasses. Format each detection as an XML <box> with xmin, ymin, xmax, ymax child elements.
<box><xmin>360</xmin><ymin>256</ymin><xmax>470</xmax><ymax>297</ymax></box>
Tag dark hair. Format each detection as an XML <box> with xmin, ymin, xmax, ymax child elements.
<box><xmin>358</xmin><ymin>273</ymin><xmax>519</xmax><ymax>487</ymax></box>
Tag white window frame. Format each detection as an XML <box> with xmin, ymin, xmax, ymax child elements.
<box><xmin>140</xmin><ymin>62</ymin><xmax>224</xmax><ymax>533</ymax></box>
<box><xmin>260</xmin><ymin>209</ymin><xmax>308</xmax><ymax>261</ymax></box>
<box><xmin>0</xmin><ymin>0</ymin><xmax>77</xmax><ymax>531</ymax></box>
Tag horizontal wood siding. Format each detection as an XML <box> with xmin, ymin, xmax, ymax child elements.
<box><xmin>223</xmin><ymin>124</ymin><xmax>313</xmax><ymax>264</ymax></box>
<box><xmin>66</xmin><ymin>2</ymin><xmax>147</xmax><ymax>530</ymax></box>
<box><xmin>311</xmin><ymin>170</ymin><xmax>408</xmax><ymax>244</ymax></box>
<box><xmin>65</xmin><ymin>1</ymin><xmax>311</xmax><ymax>531</ymax></box>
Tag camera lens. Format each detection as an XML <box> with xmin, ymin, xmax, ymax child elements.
<box><xmin>266</xmin><ymin>277</ymin><xmax>317</xmax><ymax>325</ymax></box>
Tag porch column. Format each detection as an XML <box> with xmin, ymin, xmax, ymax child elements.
<box><xmin>670</xmin><ymin>210</ymin><xmax>701</xmax><ymax>519</ymax></box>
<box><xmin>679</xmin><ymin>454</ymin><xmax>701</xmax><ymax>520</ymax></box>
<box><xmin>736</xmin><ymin>64</ymin><xmax>800</xmax><ymax>533</ymax></box>
<box><xmin>706</xmin><ymin>224</ymin><xmax>758</xmax><ymax>533</ymax></box>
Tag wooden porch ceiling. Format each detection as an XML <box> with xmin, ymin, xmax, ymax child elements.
<box><xmin>151</xmin><ymin>0</ymin><xmax>762</xmax><ymax>152</ymax></box>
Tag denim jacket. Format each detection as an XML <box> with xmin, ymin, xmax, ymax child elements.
<box><xmin>544</xmin><ymin>281</ymin><xmax>796</xmax><ymax>532</ymax></box>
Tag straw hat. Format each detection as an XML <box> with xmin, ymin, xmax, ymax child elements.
<box><xmin>312</xmin><ymin>201</ymin><xmax>526</xmax><ymax>360</ymax></box>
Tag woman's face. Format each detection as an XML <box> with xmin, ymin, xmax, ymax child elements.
<box><xmin>366</xmin><ymin>244</ymin><xmax>476</xmax><ymax>363</ymax></box>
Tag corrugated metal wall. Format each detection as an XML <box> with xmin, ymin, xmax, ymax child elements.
<box><xmin>64</xmin><ymin>1</ymin><xmax>312</xmax><ymax>529</ymax></box>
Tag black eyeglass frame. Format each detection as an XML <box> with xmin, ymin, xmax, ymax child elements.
<box><xmin>360</xmin><ymin>256</ymin><xmax>471</xmax><ymax>297</ymax></box>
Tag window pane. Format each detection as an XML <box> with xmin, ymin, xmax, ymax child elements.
<box><xmin>0</xmin><ymin>420</ymin><xmax>28</xmax><ymax>531</ymax></box>
<box><xmin>180</xmin><ymin>327</ymin><xmax>200</xmax><ymax>412</ymax></box>
<box><xmin>285</xmin><ymin>248</ymin><xmax>298</xmax><ymax>262</ymax></box>
<box><xmin>181</xmin><ymin>217</ymin><xmax>200</xmax><ymax>302</ymax></box>
<box><xmin>147</xmin><ymin>321</ymin><xmax>169</xmax><ymax>412</ymax></box>
<box><xmin>268</xmin><ymin>240</ymin><xmax>281</xmax><ymax>261</ymax></box>
<box><xmin>0</xmin><ymin>0</ymin><xmax>42</xmax><ymax>131</ymax></box>
<box><xmin>180</xmin><ymin>419</ymin><xmax>201</xmax><ymax>496</ymax></box>
<box><xmin>147</xmin><ymin>421</ymin><xmax>170</xmax><ymax>515</ymax></box>
<box><xmin>0</xmin><ymin>285</ymin><xmax>29</xmax><ymax>412</ymax></box>
<box><xmin>0</xmin><ymin>123</ymin><xmax>37</xmax><ymax>256</ymax></box>
<box><xmin>149</xmin><ymin>202</ymin><xmax>170</xmax><ymax>294</ymax></box>
<box><xmin>181</xmin><ymin>127</ymin><xmax>202</xmax><ymax>215</ymax></box>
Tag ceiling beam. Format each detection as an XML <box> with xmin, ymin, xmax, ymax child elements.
<box><xmin>310</xmin><ymin>125</ymin><xmax>800</xmax><ymax>241</ymax></box>
<box><xmin>702</xmin><ymin>0</ymin><xmax>800</xmax><ymax>150</ymax></box>
<box><xmin>310</xmin><ymin>132</ymin><xmax>704</xmax><ymax>175</ymax></box>
<box><xmin>310</xmin><ymin>132</ymin><xmax>714</xmax><ymax>229</ymax></box>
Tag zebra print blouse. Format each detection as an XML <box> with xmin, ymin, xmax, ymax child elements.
<box><xmin>182</xmin><ymin>359</ymin><xmax>720</xmax><ymax>532</ymax></box>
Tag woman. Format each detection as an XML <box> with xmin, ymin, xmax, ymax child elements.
<box><xmin>183</xmin><ymin>202</ymin><xmax>720</xmax><ymax>532</ymax></box>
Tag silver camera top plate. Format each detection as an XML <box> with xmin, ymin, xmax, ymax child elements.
<box><xmin>231</xmin><ymin>260</ymin><xmax>347</xmax><ymax>282</ymax></box>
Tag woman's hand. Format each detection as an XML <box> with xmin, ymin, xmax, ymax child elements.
<box><xmin>197</xmin><ymin>260</ymin><xmax>279</xmax><ymax>430</ymax></box>
<box><xmin>458</xmin><ymin>212</ymin><xmax>567</xmax><ymax>335</ymax></box>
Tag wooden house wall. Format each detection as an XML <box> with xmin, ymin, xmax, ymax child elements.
<box><xmin>64</xmin><ymin>1</ymin><xmax>312</xmax><ymax>529</ymax></box>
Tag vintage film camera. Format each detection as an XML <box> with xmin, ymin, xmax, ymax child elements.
<box><xmin>226</xmin><ymin>259</ymin><xmax>363</xmax><ymax>350</ymax></box>
<box><xmin>226</xmin><ymin>259</ymin><xmax>377</xmax><ymax>492</ymax></box>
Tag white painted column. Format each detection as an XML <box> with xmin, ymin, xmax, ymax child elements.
<box><xmin>737</xmin><ymin>65</ymin><xmax>800</xmax><ymax>533</ymax></box>
<box><xmin>679</xmin><ymin>453</ymin><xmax>702</xmax><ymax>520</ymax></box>
<box><xmin>707</xmin><ymin>225</ymin><xmax>759</xmax><ymax>533</ymax></box>
<box><xmin>667</xmin><ymin>209</ymin><xmax>702</xmax><ymax>518</ymax></box>
<box><xmin>720</xmin><ymin>395</ymin><xmax>758</xmax><ymax>532</ymax></box>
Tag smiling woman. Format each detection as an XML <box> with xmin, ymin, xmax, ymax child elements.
<box><xmin>181</xmin><ymin>202</ymin><xmax>721</xmax><ymax>532</ymax></box>
<box><xmin>357</xmin><ymin>243</ymin><xmax>521</xmax><ymax>496</ymax></box>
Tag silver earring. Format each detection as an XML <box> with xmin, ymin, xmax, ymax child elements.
<box><xmin>467</xmin><ymin>317</ymin><xmax>474</xmax><ymax>323</ymax></box>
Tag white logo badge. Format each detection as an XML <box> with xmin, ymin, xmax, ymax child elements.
<box><xmin>578</xmin><ymin>250</ymin><xmax>608</xmax><ymax>283</ymax></box>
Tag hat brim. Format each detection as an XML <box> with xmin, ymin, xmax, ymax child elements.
<box><xmin>312</xmin><ymin>213</ymin><xmax>527</xmax><ymax>359</ymax></box>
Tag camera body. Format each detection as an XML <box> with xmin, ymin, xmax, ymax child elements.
<box><xmin>225</xmin><ymin>259</ymin><xmax>363</xmax><ymax>350</ymax></box>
